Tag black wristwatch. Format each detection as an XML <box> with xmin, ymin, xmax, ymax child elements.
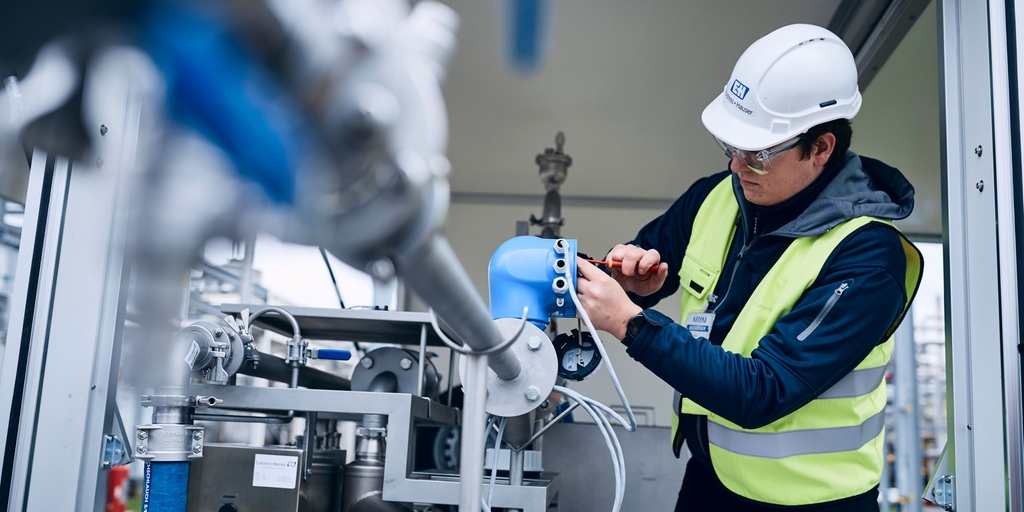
<box><xmin>622</xmin><ymin>311</ymin><xmax>649</xmax><ymax>347</ymax></box>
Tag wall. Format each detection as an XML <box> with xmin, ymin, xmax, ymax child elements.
<box><xmin>852</xmin><ymin>1</ymin><xmax>941</xmax><ymax>236</ymax></box>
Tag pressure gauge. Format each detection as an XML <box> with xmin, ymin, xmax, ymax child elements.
<box><xmin>553</xmin><ymin>329</ymin><xmax>602</xmax><ymax>381</ymax></box>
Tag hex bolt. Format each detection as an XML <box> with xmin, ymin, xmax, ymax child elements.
<box><xmin>367</xmin><ymin>258</ymin><xmax>396</xmax><ymax>282</ymax></box>
<box><xmin>136</xmin><ymin>444</ymin><xmax>147</xmax><ymax>454</ymax></box>
<box><xmin>192</xmin><ymin>444</ymin><xmax>202</xmax><ymax>454</ymax></box>
<box><xmin>525</xmin><ymin>386</ymin><xmax>541</xmax><ymax>402</ymax></box>
<box><xmin>137</xmin><ymin>430</ymin><xmax>148</xmax><ymax>441</ymax></box>
<box><xmin>100</xmin><ymin>125</ymin><xmax>108</xmax><ymax>136</ymax></box>
<box><xmin>975</xmin><ymin>145</ymin><xmax>983</xmax><ymax>156</ymax></box>
<box><xmin>527</xmin><ymin>336</ymin><xmax>543</xmax><ymax>351</ymax></box>
<box><xmin>102</xmin><ymin>461</ymin><xmax>111</xmax><ymax>469</ymax></box>
<box><xmin>214</xmin><ymin>328</ymin><xmax>223</xmax><ymax>337</ymax></box>
<box><xmin>977</xmin><ymin>180</ymin><xmax>985</xmax><ymax>192</ymax></box>
<box><xmin>193</xmin><ymin>431</ymin><xmax>204</xmax><ymax>441</ymax></box>
<box><xmin>399</xmin><ymin>358</ymin><xmax>413</xmax><ymax>370</ymax></box>
<box><xmin>106</xmin><ymin>435</ymin><xmax>114</xmax><ymax>442</ymax></box>
<box><xmin>361</xmin><ymin>357</ymin><xmax>374</xmax><ymax>369</ymax></box>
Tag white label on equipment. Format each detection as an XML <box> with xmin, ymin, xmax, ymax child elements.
<box><xmin>252</xmin><ymin>454</ymin><xmax>299</xmax><ymax>489</ymax></box>
<box><xmin>184</xmin><ymin>341</ymin><xmax>201</xmax><ymax>369</ymax></box>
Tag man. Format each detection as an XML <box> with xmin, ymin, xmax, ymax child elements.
<box><xmin>575</xmin><ymin>24</ymin><xmax>922</xmax><ymax>511</ymax></box>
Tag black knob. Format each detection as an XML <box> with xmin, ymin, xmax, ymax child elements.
<box><xmin>218</xmin><ymin>504</ymin><xmax>237</xmax><ymax>512</ymax></box>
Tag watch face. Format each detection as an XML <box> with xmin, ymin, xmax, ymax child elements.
<box><xmin>628</xmin><ymin>316</ymin><xmax>644</xmax><ymax>336</ymax></box>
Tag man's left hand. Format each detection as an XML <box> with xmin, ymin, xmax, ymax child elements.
<box><xmin>576</xmin><ymin>258</ymin><xmax>643</xmax><ymax>340</ymax></box>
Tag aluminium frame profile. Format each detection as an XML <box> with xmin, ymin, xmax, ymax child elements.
<box><xmin>938</xmin><ymin>0</ymin><xmax>1024</xmax><ymax>510</ymax></box>
<box><xmin>0</xmin><ymin>51</ymin><xmax>144</xmax><ymax>510</ymax></box>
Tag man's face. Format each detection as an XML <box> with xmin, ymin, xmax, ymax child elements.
<box><xmin>730</xmin><ymin>133</ymin><xmax>836</xmax><ymax>206</ymax></box>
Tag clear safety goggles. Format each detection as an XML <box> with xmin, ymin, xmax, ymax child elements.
<box><xmin>715</xmin><ymin>136</ymin><xmax>801</xmax><ymax>175</ymax></box>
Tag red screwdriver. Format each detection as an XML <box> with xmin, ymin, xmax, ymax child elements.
<box><xmin>582</xmin><ymin>258</ymin><xmax>661</xmax><ymax>273</ymax></box>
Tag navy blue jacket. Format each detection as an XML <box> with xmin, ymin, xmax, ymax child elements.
<box><xmin>620</xmin><ymin>151</ymin><xmax>915</xmax><ymax>482</ymax></box>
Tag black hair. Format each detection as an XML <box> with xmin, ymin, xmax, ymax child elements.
<box><xmin>795</xmin><ymin>118</ymin><xmax>852</xmax><ymax>169</ymax></box>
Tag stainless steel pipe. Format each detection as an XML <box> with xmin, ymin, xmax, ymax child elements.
<box><xmin>398</xmin><ymin>234</ymin><xmax>522</xmax><ymax>381</ymax></box>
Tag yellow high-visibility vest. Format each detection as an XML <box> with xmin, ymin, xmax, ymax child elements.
<box><xmin>670</xmin><ymin>175</ymin><xmax>922</xmax><ymax>506</ymax></box>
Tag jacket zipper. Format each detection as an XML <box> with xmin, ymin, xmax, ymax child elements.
<box><xmin>711</xmin><ymin>209</ymin><xmax>759</xmax><ymax>313</ymax></box>
<box><xmin>797</xmin><ymin>282</ymin><xmax>850</xmax><ymax>341</ymax></box>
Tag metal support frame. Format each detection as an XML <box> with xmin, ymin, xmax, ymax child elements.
<box><xmin>190</xmin><ymin>384</ymin><xmax>560</xmax><ymax>511</ymax></box>
<box><xmin>893</xmin><ymin>310</ymin><xmax>923</xmax><ymax>512</ymax></box>
<box><xmin>0</xmin><ymin>53</ymin><xmax>142</xmax><ymax>510</ymax></box>
<box><xmin>938</xmin><ymin>0</ymin><xmax>1024</xmax><ymax>509</ymax></box>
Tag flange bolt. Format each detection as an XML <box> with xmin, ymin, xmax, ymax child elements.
<box><xmin>525</xmin><ymin>386</ymin><xmax>542</xmax><ymax>402</ymax></box>
<box><xmin>527</xmin><ymin>336</ymin><xmax>543</xmax><ymax>351</ymax></box>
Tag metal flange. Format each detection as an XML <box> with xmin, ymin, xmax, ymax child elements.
<box><xmin>461</xmin><ymin>318</ymin><xmax>557</xmax><ymax>418</ymax></box>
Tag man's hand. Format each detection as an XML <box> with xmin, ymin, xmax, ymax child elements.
<box><xmin>576</xmin><ymin>258</ymin><xmax>643</xmax><ymax>340</ymax></box>
<box><xmin>605</xmin><ymin>244</ymin><xmax>669</xmax><ymax>296</ymax></box>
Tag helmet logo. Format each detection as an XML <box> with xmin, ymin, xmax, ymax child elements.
<box><xmin>729</xmin><ymin>79</ymin><xmax>750</xmax><ymax>100</ymax></box>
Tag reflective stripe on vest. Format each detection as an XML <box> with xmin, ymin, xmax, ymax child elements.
<box><xmin>818</xmin><ymin>366</ymin><xmax>887</xmax><ymax>399</ymax></box>
<box><xmin>669</xmin><ymin>174</ymin><xmax>923</xmax><ymax>506</ymax></box>
<box><xmin>708</xmin><ymin>410</ymin><xmax>885</xmax><ymax>459</ymax></box>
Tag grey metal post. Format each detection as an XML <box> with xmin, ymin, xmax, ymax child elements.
<box><xmin>239</xmin><ymin>235</ymin><xmax>256</xmax><ymax>304</ymax></box>
<box><xmin>938</xmin><ymin>0</ymin><xmax>1019</xmax><ymax>509</ymax></box>
<box><xmin>459</xmin><ymin>353</ymin><xmax>489</xmax><ymax>511</ymax></box>
<box><xmin>894</xmin><ymin>310</ymin><xmax>921</xmax><ymax>512</ymax></box>
<box><xmin>879</xmin><ymin>436</ymin><xmax>891</xmax><ymax>511</ymax></box>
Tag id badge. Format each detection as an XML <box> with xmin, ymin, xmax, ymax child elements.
<box><xmin>685</xmin><ymin>311</ymin><xmax>715</xmax><ymax>341</ymax></box>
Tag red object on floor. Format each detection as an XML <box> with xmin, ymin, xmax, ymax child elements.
<box><xmin>106</xmin><ymin>465</ymin><xmax>129</xmax><ymax>512</ymax></box>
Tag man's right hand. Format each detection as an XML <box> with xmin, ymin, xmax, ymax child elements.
<box><xmin>605</xmin><ymin>244</ymin><xmax>669</xmax><ymax>297</ymax></box>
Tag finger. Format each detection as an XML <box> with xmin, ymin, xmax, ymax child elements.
<box><xmin>637</xmin><ymin>249</ymin><xmax>662</xmax><ymax>275</ymax></box>
<box><xmin>620</xmin><ymin>250</ymin><xmax>643</xmax><ymax>277</ymax></box>
<box><xmin>576</xmin><ymin>257</ymin><xmax>605</xmax><ymax>281</ymax></box>
<box><xmin>655</xmin><ymin>262</ymin><xmax>669</xmax><ymax>277</ymax></box>
<box><xmin>605</xmin><ymin>244</ymin><xmax>634</xmax><ymax>262</ymax></box>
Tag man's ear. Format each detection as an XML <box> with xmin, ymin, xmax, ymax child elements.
<box><xmin>813</xmin><ymin>133</ymin><xmax>837</xmax><ymax>167</ymax></box>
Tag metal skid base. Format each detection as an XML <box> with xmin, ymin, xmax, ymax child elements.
<box><xmin>189</xmin><ymin>384</ymin><xmax>559</xmax><ymax>511</ymax></box>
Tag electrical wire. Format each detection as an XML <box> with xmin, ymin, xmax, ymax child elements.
<box><xmin>428</xmin><ymin>307</ymin><xmax>529</xmax><ymax>356</ymax></box>
<box><xmin>554</xmin><ymin>385</ymin><xmax>626</xmax><ymax>512</ymax></box>
<box><xmin>319</xmin><ymin>246</ymin><xmax>346</xmax><ymax>308</ymax></box>
<box><xmin>486</xmin><ymin>417</ymin><xmax>507</xmax><ymax>510</ymax></box>
<box><xmin>566</xmin><ymin>275</ymin><xmax>638</xmax><ymax>432</ymax></box>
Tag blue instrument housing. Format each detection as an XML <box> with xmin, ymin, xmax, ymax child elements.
<box><xmin>489</xmin><ymin>236</ymin><xmax>577</xmax><ymax>328</ymax></box>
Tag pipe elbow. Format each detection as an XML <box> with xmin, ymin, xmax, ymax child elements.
<box><xmin>488</xmin><ymin>236</ymin><xmax>577</xmax><ymax>327</ymax></box>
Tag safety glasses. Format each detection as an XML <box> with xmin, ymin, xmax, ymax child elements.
<box><xmin>715</xmin><ymin>136</ymin><xmax>801</xmax><ymax>175</ymax></box>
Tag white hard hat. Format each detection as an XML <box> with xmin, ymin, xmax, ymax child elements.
<box><xmin>701</xmin><ymin>24</ymin><xmax>861</xmax><ymax>151</ymax></box>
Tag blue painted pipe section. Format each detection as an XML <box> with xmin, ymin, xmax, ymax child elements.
<box><xmin>505</xmin><ymin>0</ymin><xmax>551</xmax><ymax>72</ymax></box>
<box><xmin>142</xmin><ymin>461</ymin><xmax>190</xmax><ymax>512</ymax></box>
<box><xmin>315</xmin><ymin>349</ymin><xmax>352</xmax><ymax>361</ymax></box>
<box><xmin>141</xmin><ymin>2</ymin><xmax>301</xmax><ymax>204</ymax></box>
<box><xmin>489</xmin><ymin>236</ymin><xmax>577</xmax><ymax>327</ymax></box>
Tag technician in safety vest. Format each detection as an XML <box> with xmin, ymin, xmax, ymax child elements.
<box><xmin>575</xmin><ymin>24</ymin><xmax>922</xmax><ymax>511</ymax></box>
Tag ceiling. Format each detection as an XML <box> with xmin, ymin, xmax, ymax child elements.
<box><xmin>439</xmin><ymin>0</ymin><xmax>942</xmax><ymax>236</ymax></box>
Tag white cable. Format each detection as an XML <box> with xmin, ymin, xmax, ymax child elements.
<box><xmin>555</xmin><ymin>386</ymin><xmax>624</xmax><ymax>509</ymax></box>
<box><xmin>566</xmin><ymin>276</ymin><xmax>638</xmax><ymax>432</ymax></box>
<box><xmin>555</xmin><ymin>385</ymin><xmax>626</xmax><ymax>511</ymax></box>
<box><xmin>486</xmin><ymin>417</ymin><xmax>507</xmax><ymax>509</ymax></box>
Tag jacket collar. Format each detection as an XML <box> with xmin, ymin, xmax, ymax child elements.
<box><xmin>731</xmin><ymin>150</ymin><xmax>915</xmax><ymax>239</ymax></box>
